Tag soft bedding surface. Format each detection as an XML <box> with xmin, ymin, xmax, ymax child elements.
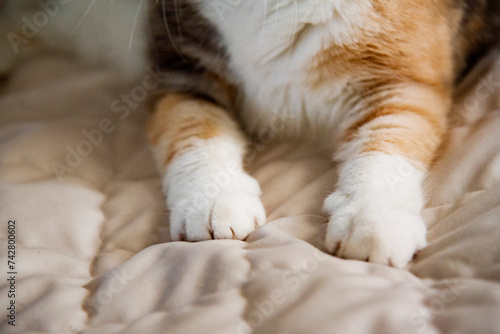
<box><xmin>1</xmin><ymin>52</ymin><xmax>500</xmax><ymax>334</ymax></box>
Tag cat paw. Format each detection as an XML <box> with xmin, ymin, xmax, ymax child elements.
<box><xmin>323</xmin><ymin>190</ymin><xmax>427</xmax><ymax>268</ymax></box>
<box><xmin>168</xmin><ymin>173</ymin><xmax>266</xmax><ymax>241</ymax></box>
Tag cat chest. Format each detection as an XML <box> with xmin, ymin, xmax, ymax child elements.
<box><xmin>193</xmin><ymin>0</ymin><xmax>376</xmax><ymax>137</ymax></box>
<box><xmin>235</xmin><ymin>66</ymin><xmax>351</xmax><ymax>140</ymax></box>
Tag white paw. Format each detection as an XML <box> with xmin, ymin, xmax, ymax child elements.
<box><xmin>324</xmin><ymin>191</ymin><xmax>426</xmax><ymax>268</ymax></box>
<box><xmin>323</xmin><ymin>154</ymin><xmax>428</xmax><ymax>268</ymax></box>
<box><xmin>168</xmin><ymin>173</ymin><xmax>266</xmax><ymax>241</ymax></box>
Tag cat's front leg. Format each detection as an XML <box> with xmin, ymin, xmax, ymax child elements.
<box><xmin>324</xmin><ymin>91</ymin><xmax>448</xmax><ymax>268</ymax></box>
<box><xmin>147</xmin><ymin>93</ymin><xmax>265</xmax><ymax>241</ymax></box>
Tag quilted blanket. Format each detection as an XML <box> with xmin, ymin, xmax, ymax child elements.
<box><xmin>1</xmin><ymin>49</ymin><xmax>500</xmax><ymax>334</ymax></box>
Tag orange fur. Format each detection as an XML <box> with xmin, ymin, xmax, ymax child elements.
<box><xmin>147</xmin><ymin>94</ymin><xmax>235</xmax><ymax>166</ymax></box>
<box><xmin>344</xmin><ymin>100</ymin><xmax>447</xmax><ymax>164</ymax></box>
<box><xmin>308</xmin><ymin>0</ymin><xmax>459</xmax><ymax>166</ymax></box>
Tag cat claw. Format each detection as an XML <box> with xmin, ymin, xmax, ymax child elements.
<box><xmin>324</xmin><ymin>190</ymin><xmax>427</xmax><ymax>268</ymax></box>
<box><xmin>169</xmin><ymin>174</ymin><xmax>266</xmax><ymax>241</ymax></box>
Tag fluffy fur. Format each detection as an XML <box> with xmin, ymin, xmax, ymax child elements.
<box><xmin>1</xmin><ymin>0</ymin><xmax>499</xmax><ymax>268</ymax></box>
<box><xmin>148</xmin><ymin>0</ymin><xmax>500</xmax><ymax>267</ymax></box>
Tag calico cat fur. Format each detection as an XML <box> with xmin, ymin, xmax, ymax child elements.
<box><xmin>1</xmin><ymin>0</ymin><xmax>497</xmax><ymax>268</ymax></box>
<box><xmin>147</xmin><ymin>0</ymin><xmax>500</xmax><ymax>268</ymax></box>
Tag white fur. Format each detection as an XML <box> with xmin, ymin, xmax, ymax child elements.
<box><xmin>196</xmin><ymin>0</ymin><xmax>376</xmax><ymax>139</ymax></box>
<box><xmin>323</xmin><ymin>154</ymin><xmax>427</xmax><ymax>268</ymax></box>
<box><xmin>1</xmin><ymin>0</ymin><xmax>375</xmax><ymax>134</ymax></box>
<box><xmin>2</xmin><ymin>1</ymin><xmax>429</xmax><ymax>266</ymax></box>
<box><xmin>160</xmin><ymin>136</ymin><xmax>266</xmax><ymax>241</ymax></box>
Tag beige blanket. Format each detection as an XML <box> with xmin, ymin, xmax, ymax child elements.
<box><xmin>1</xmin><ymin>51</ymin><xmax>500</xmax><ymax>334</ymax></box>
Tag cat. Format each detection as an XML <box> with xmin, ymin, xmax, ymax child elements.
<box><xmin>1</xmin><ymin>0</ymin><xmax>499</xmax><ymax>268</ymax></box>
<box><xmin>146</xmin><ymin>0</ymin><xmax>500</xmax><ymax>268</ymax></box>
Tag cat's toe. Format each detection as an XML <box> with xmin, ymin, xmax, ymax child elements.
<box><xmin>210</xmin><ymin>190</ymin><xmax>266</xmax><ymax>239</ymax></box>
<box><xmin>324</xmin><ymin>192</ymin><xmax>426</xmax><ymax>268</ymax></box>
<box><xmin>169</xmin><ymin>175</ymin><xmax>266</xmax><ymax>242</ymax></box>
